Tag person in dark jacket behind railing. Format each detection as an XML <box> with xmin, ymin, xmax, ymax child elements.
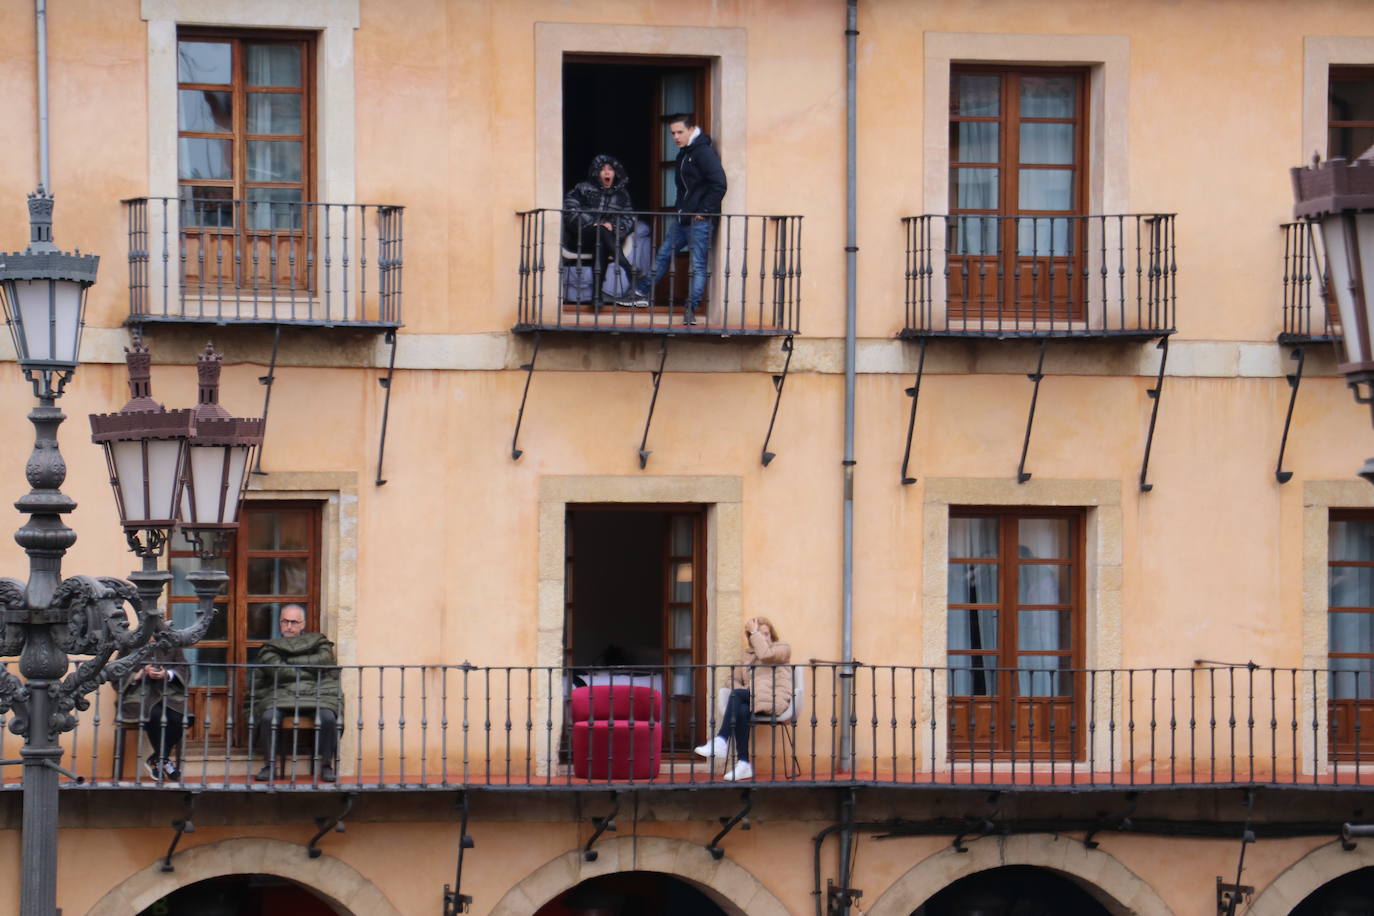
<box><xmin>117</xmin><ymin>644</ymin><xmax>189</xmax><ymax>782</ymax></box>
<box><xmin>563</xmin><ymin>154</ymin><xmax>638</xmax><ymax>305</ymax></box>
<box><xmin>621</xmin><ymin>113</ymin><xmax>728</xmax><ymax>325</ymax></box>
<box><xmin>250</xmin><ymin>604</ymin><xmax>343</xmax><ymax>782</ymax></box>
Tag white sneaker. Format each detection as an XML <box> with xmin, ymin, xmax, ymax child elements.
<box><xmin>694</xmin><ymin>736</ymin><xmax>728</xmax><ymax>759</ymax></box>
<box><xmin>722</xmin><ymin>760</ymin><xmax>753</xmax><ymax>781</ymax></box>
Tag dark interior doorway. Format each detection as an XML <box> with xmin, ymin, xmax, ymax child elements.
<box><xmin>913</xmin><ymin>866</ymin><xmax>1112</xmax><ymax>916</ymax></box>
<box><xmin>535</xmin><ymin>871</ymin><xmax>729</xmax><ymax>916</ymax></box>
<box><xmin>563</xmin><ymin>57</ymin><xmax>710</xmax><ymax>212</ymax></box>
<box><xmin>1290</xmin><ymin>865</ymin><xmax>1374</xmax><ymax>915</ymax></box>
<box><xmin>137</xmin><ymin>873</ymin><xmax>344</xmax><ymax>915</ymax></box>
<box><xmin>565</xmin><ymin>506</ymin><xmax>705</xmax><ymax>749</ymax></box>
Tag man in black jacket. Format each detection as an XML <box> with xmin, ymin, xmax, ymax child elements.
<box><xmin>623</xmin><ymin>113</ymin><xmax>727</xmax><ymax>324</ymax></box>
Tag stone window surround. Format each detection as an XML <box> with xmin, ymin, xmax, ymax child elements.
<box><xmin>1302</xmin><ymin>36</ymin><xmax>1374</xmax><ymax>162</ymax></box>
<box><xmin>535</xmin><ymin>475</ymin><xmax>742</xmax><ymax>773</ymax></box>
<box><xmin>1300</xmin><ymin>479</ymin><xmax>1374</xmax><ymax>773</ymax></box>
<box><xmin>923</xmin><ymin>32</ymin><xmax>1130</xmax><ymax>218</ymax></box>
<box><xmin>243</xmin><ymin>470</ymin><xmax>359</xmax><ymax>666</ymax></box>
<box><xmin>922</xmin><ymin>33</ymin><xmax>1130</xmax><ymax>330</ymax></box>
<box><xmin>533</xmin><ymin>23</ymin><xmax>747</xmax><ymax>212</ymax></box>
<box><xmin>141</xmin><ymin>0</ymin><xmax>359</xmax><ymax>202</ymax></box>
<box><xmin>922</xmin><ymin>478</ymin><xmax>1122</xmax><ymax>767</ymax></box>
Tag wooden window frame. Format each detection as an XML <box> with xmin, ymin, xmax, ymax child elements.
<box><xmin>168</xmin><ymin>500</ymin><xmax>323</xmax><ymax>743</ymax></box>
<box><xmin>1329</xmin><ymin>508</ymin><xmax>1374</xmax><ymax>760</ymax></box>
<box><xmin>947</xmin><ymin>506</ymin><xmax>1086</xmax><ymax>760</ymax></box>
<box><xmin>1329</xmin><ymin>66</ymin><xmax>1374</xmax><ymax>161</ymax></box>
<box><xmin>176</xmin><ymin>29</ymin><xmax>316</xmax><ymax>209</ymax></box>
<box><xmin>948</xmin><ymin>65</ymin><xmax>1090</xmax><ymax>320</ymax></box>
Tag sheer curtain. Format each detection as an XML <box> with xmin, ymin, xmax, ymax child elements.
<box><xmin>1017</xmin><ymin>519</ymin><xmax>1068</xmax><ymax>697</ymax></box>
<box><xmin>1330</xmin><ymin>519</ymin><xmax>1374</xmax><ymax>699</ymax></box>
<box><xmin>949</xmin><ymin>518</ymin><xmax>999</xmax><ymax>696</ymax></box>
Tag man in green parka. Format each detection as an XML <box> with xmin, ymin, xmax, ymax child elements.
<box><xmin>251</xmin><ymin>604</ymin><xmax>343</xmax><ymax>782</ymax></box>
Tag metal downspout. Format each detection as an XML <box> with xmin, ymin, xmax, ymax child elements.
<box><xmin>838</xmin><ymin>1</ymin><xmax>859</xmax><ymax>913</ymax></box>
<box><xmin>36</xmin><ymin>0</ymin><xmax>50</xmax><ymax>191</ymax></box>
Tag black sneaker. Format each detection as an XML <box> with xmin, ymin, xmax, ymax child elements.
<box><xmin>143</xmin><ymin>754</ymin><xmax>163</xmax><ymax>780</ymax></box>
<box><xmin>253</xmin><ymin>763</ymin><xmax>274</xmax><ymax>782</ymax></box>
<box><xmin>682</xmin><ymin>309</ymin><xmax>700</xmax><ymax>327</ymax></box>
<box><xmin>320</xmin><ymin>764</ymin><xmax>337</xmax><ymax>783</ymax></box>
<box><xmin>160</xmin><ymin>758</ymin><xmax>181</xmax><ymax>781</ymax></box>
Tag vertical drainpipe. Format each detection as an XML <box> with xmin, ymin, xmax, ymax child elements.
<box><xmin>837</xmin><ymin>1</ymin><xmax>859</xmax><ymax>913</ymax></box>
<box><xmin>35</xmin><ymin>0</ymin><xmax>50</xmax><ymax>191</ymax></box>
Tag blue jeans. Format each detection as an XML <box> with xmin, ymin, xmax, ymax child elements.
<box><xmin>635</xmin><ymin>217</ymin><xmax>713</xmax><ymax>312</ymax></box>
<box><xmin>717</xmin><ymin>688</ymin><xmax>752</xmax><ymax>763</ymax></box>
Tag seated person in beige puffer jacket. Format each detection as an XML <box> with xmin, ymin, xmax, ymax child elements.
<box><xmin>695</xmin><ymin>616</ymin><xmax>792</xmax><ymax>782</ymax></box>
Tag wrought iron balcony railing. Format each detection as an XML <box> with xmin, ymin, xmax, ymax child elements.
<box><xmin>1279</xmin><ymin>221</ymin><xmax>1336</xmax><ymax>342</ymax></box>
<box><xmin>16</xmin><ymin>662</ymin><xmax>1374</xmax><ymax>792</ymax></box>
<box><xmin>515</xmin><ymin>209</ymin><xmax>802</xmax><ymax>336</ymax></box>
<box><xmin>124</xmin><ymin>197</ymin><xmax>404</xmax><ymax>328</ymax></box>
<box><xmin>902</xmin><ymin>213</ymin><xmax>1176</xmax><ymax>339</ymax></box>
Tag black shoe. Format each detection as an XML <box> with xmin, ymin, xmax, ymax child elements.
<box><xmin>143</xmin><ymin>754</ymin><xmax>163</xmax><ymax>780</ymax></box>
<box><xmin>320</xmin><ymin>764</ymin><xmax>337</xmax><ymax>783</ymax></box>
<box><xmin>682</xmin><ymin>309</ymin><xmax>699</xmax><ymax>327</ymax></box>
<box><xmin>253</xmin><ymin>764</ymin><xmax>273</xmax><ymax>782</ymax></box>
<box><xmin>160</xmin><ymin>758</ymin><xmax>181</xmax><ymax>781</ymax></box>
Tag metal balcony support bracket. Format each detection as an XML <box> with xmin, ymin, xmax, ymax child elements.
<box><xmin>761</xmin><ymin>335</ymin><xmax>795</xmax><ymax>466</ymax></box>
<box><xmin>707</xmin><ymin>790</ymin><xmax>753</xmax><ymax>860</ymax></box>
<box><xmin>1082</xmin><ymin>791</ymin><xmax>1137</xmax><ymax>849</ymax></box>
<box><xmin>251</xmin><ymin>324</ymin><xmax>281</xmax><ymax>476</ymax></box>
<box><xmin>584</xmin><ymin>791</ymin><xmax>620</xmax><ymax>862</ymax></box>
<box><xmin>900</xmin><ymin>338</ymin><xmax>928</xmax><ymax>485</ymax></box>
<box><xmin>511</xmin><ymin>331</ymin><xmax>541</xmax><ymax>461</ymax></box>
<box><xmin>638</xmin><ymin>337</ymin><xmax>670</xmax><ymax>469</ymax></box>
<box><xmin>375</xmin><ymin>329</ymin><xmax>398</xmax><ymax>486</ymax></box>
<box><xmin>1139</xmin><ymin>336</ymin><xmax>1170</xmax><ymax>493</ymax></box>
<box><xmin>307</xmin><ymin>793</ymin><xmax>354</xmax><ymax>859</ymax></box>
<box><xmin>160</xmin><ymin>793</ymin><xmax>199</xmax><ymax>873</ymax></box>
<box><xmin>953</xmin><ymin>791</ymin><xmax>1002</xmax><ymax>853</ymax></box>
<box><xmin>1016</xmin><ymin>341</ymin><xmax>1049</xmax><ymax>483</ymax></box>
<box><xmin>443</xmin><ymin>792</ymin><xmax>476</xmax><ymax>916</ymax></box>
<box><xmin>1217</xmin><ymin>789</ymin><xmax>1256</xmax><ymax>916</ymax></box>
<box><xmin>1275</xmin><ymin>346</ymin><xmax>1306</xmax><ymax>484</ymax></box>
<box><xmin>1340</xmin><ymin>814</ymin><xmax>1373</xmax><ymax>850</ymax></box>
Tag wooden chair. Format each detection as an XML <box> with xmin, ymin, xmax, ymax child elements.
<box><xmin>271</xmin><ymin>713</ymin><xmax>319</xmax><ymax>776</ymax></box>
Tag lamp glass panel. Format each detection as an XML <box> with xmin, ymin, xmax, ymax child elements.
<box><xmin>186</xmin><ymin>443</ymin><xmax>249</xmax><ymax>524</ymax></box>
<box><xmin>1358</xmin><ymin>212</ymin><xmax>1374</xmax><ymax>362</ymax></box>
<box><xmin>110</xmin><ymin>439</ymin><xmax>183</xmax><ymax>524</ymax></box>
<box><xmin>1321</xmin><ymin>215</ymin><xmax>1363</xmax><ymax>364</ymax></box>
<box><xmin>13</xmin><ymin>278</ymin><xmax>81</xmax><ymax>363</ymax></box>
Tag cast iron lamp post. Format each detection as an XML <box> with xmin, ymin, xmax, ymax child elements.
<box><xmin>1292</xmin><ymin>145</ymin><xmax>1374</xmax><ymax>483</ymax></box>
<box><xmin>0</xmin><ymin>189</ymin><xmax>262</xmax><ymax>916</ymax></box>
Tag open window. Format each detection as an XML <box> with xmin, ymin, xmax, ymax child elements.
<box><xmin>562</xmin><ymin>56</ymin><xmax>710</xmax><ymax>212</ymax></box>
<box><xmin>564</xmin><ymin>506</ymin><xmax>706</xmax><ymax>752</ymax></box>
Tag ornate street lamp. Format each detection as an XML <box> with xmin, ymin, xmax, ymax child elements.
<box><xmin>0</xmin><ymin>187</ymin><xmax>98</xmax><ymax>400</ymax></box>
<box><xmin>179</xmin><ymin>342</ymin><xmax>265</xmax><ymax>559</ymax></box>
<box><xmin>0</xmin><ymin>190</ymin><xmax>256</xmax><ymax>916</ymax></box>
<box><xmin>1292</xmin><ymin>146</ymin><xmax>1374</xmax><ymax>483</ymax></box>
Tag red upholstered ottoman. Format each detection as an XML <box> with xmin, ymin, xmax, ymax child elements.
<box><xmin>570</xmin><ymin>685</ymin><xmax>663</xmax><ymax>780</ymax></box>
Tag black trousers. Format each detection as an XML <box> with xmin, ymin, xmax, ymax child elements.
<box><xmin>141</xmin><ymin>704</ymin><xmax>184</xmax><ymax>760</ymax></box>
<box><xmin>257</xmin><ymin>707</ymin><xmax>338</xmax><ymax>767</ymax></box>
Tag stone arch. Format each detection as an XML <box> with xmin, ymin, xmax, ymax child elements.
<box><xmin>85</xmin><ymin>836</ymin><xmax>403</xmax><ymax>916</ymax></box>
<box><xmin>865</xmin><ymin>834</ymin><xmax>1173</xmax><ymax>916</ymax></box>
<box><xmin>490</xmin><ymin>836</ymin><xmax>789</xmax><ymax>916</ymax></box>
<box><xmin>1247</xmin><ymin>840</ymin><xmax>1374</xmax><ymax>916</ymax></box>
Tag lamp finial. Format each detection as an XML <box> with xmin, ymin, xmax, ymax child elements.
<box><xmin>193</xmin><ymin>342</ymin><xmax>231</xmax><ymax>420</ymax></box>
